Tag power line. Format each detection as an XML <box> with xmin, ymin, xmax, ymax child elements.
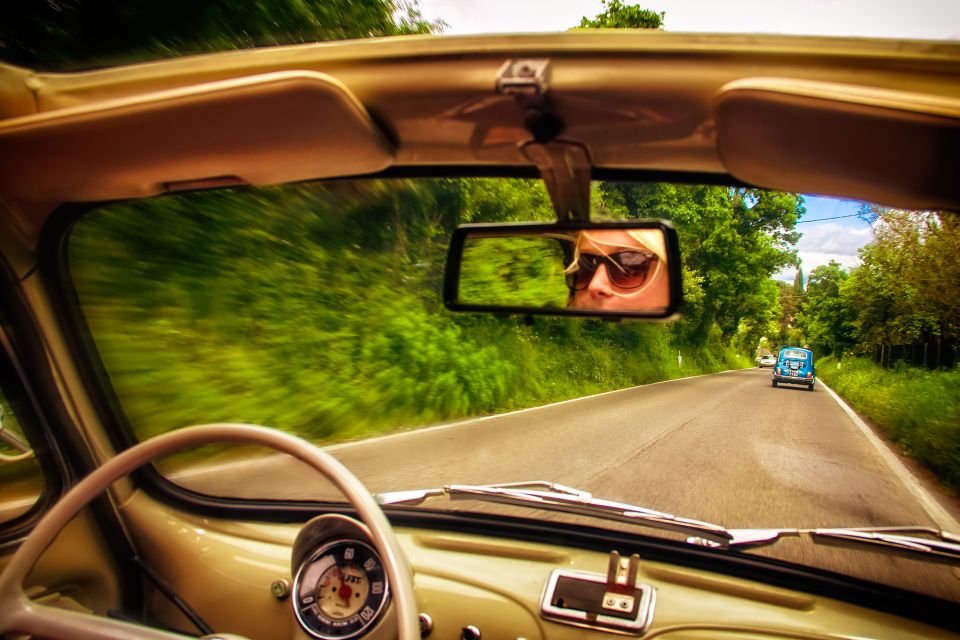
<box><xmin>797</xmin><ymin>213</ymin><xmax>869</xmax><ymax>224</ymax></box>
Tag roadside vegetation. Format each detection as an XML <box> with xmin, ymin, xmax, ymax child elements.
<box><xmin>69</xmin><ymin>178</ymin><xmax>792</xmax><ymax>445</ymax></box>
<box><xmin>819</xmin><ymin>358</ymin><xmax>960</xmax><ymax>493</ymax></box>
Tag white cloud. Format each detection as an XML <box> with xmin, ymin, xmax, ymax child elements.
<box><xmin>655</xmin><ymin>0</ymin><xmax>960</xmax><ymax>40</ymax></box>
<box><xmin>797</xmin><ymin>222</ymin><xmax>873</xmax><ymax>256</ymax></box>
<box><xmin>777</xmin><ymin>222</ymin><xmax>874</xmax><ymax>282</ymax></box>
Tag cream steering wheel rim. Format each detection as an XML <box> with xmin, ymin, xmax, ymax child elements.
<box><xmin>0</xmin><ymin>423</ymin><xmax>420</xmax><ymax>640</ymax></box>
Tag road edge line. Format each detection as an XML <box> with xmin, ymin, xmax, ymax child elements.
<box><xmin>819</xmin><ymin>379</ymin><xmax>959</xmax><ymax>531</ymax></box>
<box><xmin>325</xmin><ymin>367</ymin><xmax>746</xmax><ymax>452</ymax></box>
<box><xmin>171</xmin><ymin>367</ymin><xmax>750</xmax><ymax>478</ymax></box>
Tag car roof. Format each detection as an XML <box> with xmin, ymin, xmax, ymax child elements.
<box><xmin>0</xmin><ymin>32</ymin><xmax>958</xmax><ymax>250</ymax></box>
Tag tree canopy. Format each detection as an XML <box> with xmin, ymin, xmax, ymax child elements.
<box><xmin>577</xmin><ymin>1</ymin><xmax>664</xmax><ymax>29</ymax></box>
<box><xmin>596</xmin><ymin>182</ymin><xmax>802</xmax><ymax>345</ymax></box>
<box><xmin>795</xmin><ymin>261</ymin><xmax>854</xmax><ymax>355</ymax></box>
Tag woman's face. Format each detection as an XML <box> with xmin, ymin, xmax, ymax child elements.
<box><xmin>571</xmin><ymin>230</ymin><xmax>669</xmax><ymax>311</ymax></box>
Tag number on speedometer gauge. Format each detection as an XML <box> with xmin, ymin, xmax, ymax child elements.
<box><xmin>293</xmin><ymin>539</ymin><xmax>390</xmax><ymax>639</ymax></box>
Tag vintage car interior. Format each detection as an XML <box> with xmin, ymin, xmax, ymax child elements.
<box><xmin>0</xmin><ymin>29</ymin><xmax>958</xmax><ymax>640</ymax></box>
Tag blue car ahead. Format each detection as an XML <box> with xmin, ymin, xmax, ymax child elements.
<box><xmin>772</xmin><ymin>347</ymin><xmax>816</xmax><ymax>391</ymax></box>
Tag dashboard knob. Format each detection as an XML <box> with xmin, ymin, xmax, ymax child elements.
<box><xmin>418</xmin><ymin>613</ymin><xmax>433</xmax><ymax>638</ymax></box>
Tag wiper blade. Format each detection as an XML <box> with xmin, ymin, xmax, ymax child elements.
<box><xmin>690</xmin><ymin>525</ymin><xmax>960</xmax><ymax>566</ymax></box>
<box><xmin>812</xmin><ymin>526</ymin><xmax>960</xmax><ymax>565</ymax></box>
<box><xmin>376</xmin><ymin>480</ymin><xmax>734</xmax><ymax>545</ymax></box>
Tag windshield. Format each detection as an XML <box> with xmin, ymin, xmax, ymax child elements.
<box><xmin>65</xmin><ymin>178</ymin><xmax>959</xmax><ymax>603</ymax></box>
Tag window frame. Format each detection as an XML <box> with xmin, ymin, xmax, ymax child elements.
<box><xmin>0</xmin><ymin>258</ymin><xmax>68</xmax><ymax>545</ymax></box>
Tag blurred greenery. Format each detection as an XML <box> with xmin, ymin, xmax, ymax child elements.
<box><xmin>1</xmin><ymin>0</ymin><xmax>441</xmax><ymax>70</ymax></box>
<box><xmin>459</xmin><ymin>236</ymin><xmax>571</xmax><ymax>308</ymax></box>
<box><xmin>68</xmin><ymin>178</ymin><xmax>789</xmax><ymax>455</ymax></box>
<box><xmin>819</xmin><ymin>357</ymin><xmax>960</xmax><ymax>493</ymax></box>
<box><xmin>0</xmin><ymin>393</ymin><xmax>44</xmax><ymax>515</ymax></box>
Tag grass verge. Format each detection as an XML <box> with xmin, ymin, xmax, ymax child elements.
<box><xmin>818</xmin><ymin>357</ymin><xmax>960</xmax><ymax>494</ymax></box>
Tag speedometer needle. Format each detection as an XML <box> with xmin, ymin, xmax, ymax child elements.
<box><xmin>338</xmin><ymin>582</ymin><xmax>353</xmax><ymax>605</ymax></box>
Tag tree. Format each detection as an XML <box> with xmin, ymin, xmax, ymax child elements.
<box><xmin>732</xmin><ymin>278</ymin><xmax>782</xmax><ymax>357</ymax></box>
<box><xmin>1</xmin><ymin>0</ymin><xmax>440</xmax><ymax>70</ymax></box>
<box><xmin>795</xmin><ymin>261</ymin><xmax>855</xmax><ymax>356</ymax></box>
<box><xmin>577</xmin><ymin>1</ymin><xmax>664</xmax><ymax>29</ymax></box>
<box><xmin>841</xmin><ymin>209</ymin><xmax>959</xmax><ymax>353</ymax></box>
<box><xmin>775</xmin><ymin>280</ymin><xmax>802</xmax><ymax>345</ymax></box>
<box><xmin>792</xmin><ymin>267</ymin><xmax>804</xmax><ymax>296</ymax></box>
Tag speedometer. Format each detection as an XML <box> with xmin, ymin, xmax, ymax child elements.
<box><xmin>293</xmin><ymin>539</ymin><xmax>390</xmax><ymax>639</ymax></box>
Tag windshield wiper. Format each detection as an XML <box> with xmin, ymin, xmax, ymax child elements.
<box><xmin>689</xmin><ymin>525</ymin><xmax>960</xmax><ymax>567</ymax></box>
<box><xmin>376</xmin><ymin>480</ymin><xmax>734</xmax><ymax>546</ymax></box>
<box><xmin>378</xmin><ymin>482</ymin><xmax>960</xmax><ymax>566</ymax></box>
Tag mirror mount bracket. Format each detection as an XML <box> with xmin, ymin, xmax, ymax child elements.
<box><xmin>496</xmin><ymin>59</ymin><xmax>592</xmax><ymax>223</ymax></box>
<box><xmin>521</xmin><ymin>141</ymin><xmax>592</xmax><ymax>223</ymax></box>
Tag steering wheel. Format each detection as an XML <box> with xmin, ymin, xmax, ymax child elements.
<box><xmin>0</xmin><ymin>423</ymin><xmax>420</xmax><ymax>640</ymax></box>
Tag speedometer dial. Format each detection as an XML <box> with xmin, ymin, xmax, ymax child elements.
<box><xmin>293</xmin><ymin>539</ymin><xmax>390</xmax><ymax>639</ymax></box>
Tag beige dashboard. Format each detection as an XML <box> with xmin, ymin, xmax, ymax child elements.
<box><xmin>107</xmin><ymin>493</ymin><xmax>955</xmax><ymax>640</ymax></box>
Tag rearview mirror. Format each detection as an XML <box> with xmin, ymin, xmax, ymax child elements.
<box><xmin>444</xmin><ymin>222</ymin><xmax>682</xmax><ymax>318</ymax></box>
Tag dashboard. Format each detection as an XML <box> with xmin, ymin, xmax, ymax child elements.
<box><xmin>118</xmin><ymin>496</ymin><xmax>956</xmax><ymax>640</ymax></box>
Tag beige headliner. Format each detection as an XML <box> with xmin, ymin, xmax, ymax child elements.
<box><xmin>1</xmin><ymin>31</ymin><xmax>958</xmax><ymax>247</ymax></box>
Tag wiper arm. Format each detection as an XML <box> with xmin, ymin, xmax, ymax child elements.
<box><xmin>376</xmin><ymin>481</ymin><xmax>734</xmax><ymax>546</ymax></box>
<box><xmin>378</xmin><ymin>484</ymin><xmax>960</xmax><ymax>565</ymax></box>
<box><xmin>812</xmin><ymin>526</ymin><xmax>960</xmax><ymax>566</ymax></box>
<box><xmin>689</xmin><ymin>525</ymin><xmax>960</xmax><ymax>566</ymax></box>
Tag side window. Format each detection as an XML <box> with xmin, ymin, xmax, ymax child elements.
<box><xmin>0</xmin><ymin>347</ymin><xmax>47</xmax><ymax>524</ymax></box>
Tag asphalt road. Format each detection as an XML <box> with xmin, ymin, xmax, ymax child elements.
<box><xmin>167</xmin><ymin>367</ymin><xmax>960</xmax><ymax>601</ymax></box>
<box><xmin>3</xmin><ymin>368</ymin><xmax>955</xmax><ymax>599</ymax></box>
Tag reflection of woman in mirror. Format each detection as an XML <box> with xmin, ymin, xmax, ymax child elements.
<box><xmin>565</xmin><ymin>229</ymin><xmax>668</xmax><ymax>311</ymax></box>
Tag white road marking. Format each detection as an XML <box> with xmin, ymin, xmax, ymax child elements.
<box><xmin>819</xmin><ymin>379</ymin><xmax>959</xmax><ymax>532</ymax></box>
<box><xmin>170</xmin><ymin>368</ymin><xmax>744</xmax><ymax>478</ymax></box>
<box><xmin>326</xmin><ymin>368</ymin><xmax>742</xmax><ymax>452</ymax></box>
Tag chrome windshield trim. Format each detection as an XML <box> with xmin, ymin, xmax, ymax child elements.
<box><xmin>376</xmin><ymin>481</ymin><xmax>733</xmax><ymax>545</ymax></box>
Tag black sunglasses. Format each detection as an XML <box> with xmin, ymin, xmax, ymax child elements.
<box><xmin>566</xmin><ymin>250</ymin><xmax>657</xmax><ymax>291</ymax></box>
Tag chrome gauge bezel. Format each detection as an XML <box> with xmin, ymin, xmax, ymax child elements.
<box><xmin>293</xmin><ymin>538</ymin><xmax>391</xmax><ymax>640</ymax></box>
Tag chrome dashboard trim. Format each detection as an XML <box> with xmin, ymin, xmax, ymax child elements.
<box><xmin>540</xmin><ymin>568</ymin><xmax>655</xmax><ymax>636</ymax></box>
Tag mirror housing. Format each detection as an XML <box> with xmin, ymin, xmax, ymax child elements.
<box><xmin>444</xmin><ymin>221</ymin><xmax>682</xmax><ymax>319</ymax></box>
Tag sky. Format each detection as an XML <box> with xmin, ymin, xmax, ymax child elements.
<box><xmin>415</xmin><ymin>0</ymin><xmax>958</xmax><ymax>283</ymax></box>
<box><xmin>417</xmin><ymin>0</ymin><xmax>960</xmax><ymax>41</ymax></box>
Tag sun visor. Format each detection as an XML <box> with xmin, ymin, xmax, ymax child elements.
<box><xmin>715</xmin><ymin>79</ymin><xmax>960</xmax><ymax>211</ymax></box>
<box><xmin>0</xmin><ymin>70</ymin><xmax>394</xmax><ymax>211</ymax></box>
